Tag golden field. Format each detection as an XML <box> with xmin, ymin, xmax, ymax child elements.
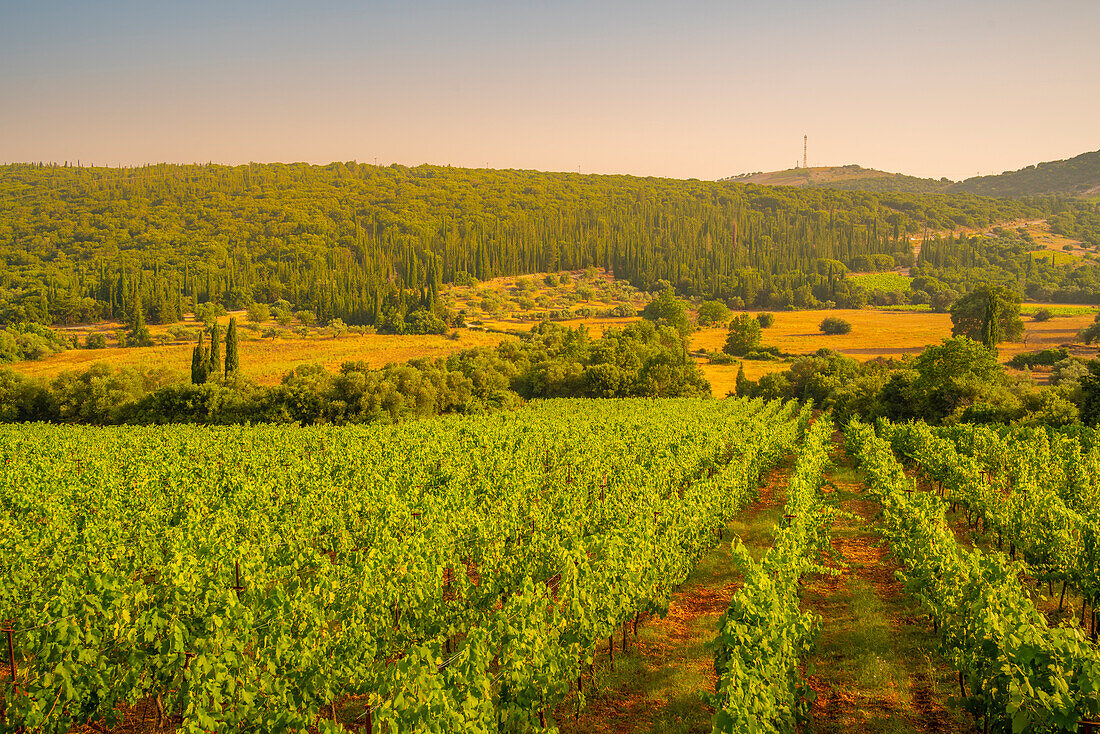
<box><xmin>11</xmin><ymin>326</ymin><xmax>507</xmax><ymax>386</ymax></box>
<box><xmin>696</xmin><ymin>307</ymin><xmax>1098</xmax><ymax>396</ymax></box>
<box><xmin>8</xmin><ymin>301</ymin><xmax>1098</xmax><ymax>398</ymax></box>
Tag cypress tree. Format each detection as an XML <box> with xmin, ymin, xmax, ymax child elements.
<box><xmin>225</xmin><ymin>317</ymin><xmax>239</xmax><ymax>376</ymax></box>
<box><xmin>735</xmin><ymin>362</ymin><xmax>753</xmax><ymax>398</ymax></box>
<box><xmin>191</xmin><ymin>333</ymin><xmax>209</xmax><ymax>384</ymax></box>
<box><xmin>208</xmin><ymin>323</ymin><xmax>222</xmax><ymax>379</ymax></box>
<box><xmin>127</xmin><ymin>303</ymin><xmax>153</xmax><ymax>347</ymax></box>
<box><xmin>980</xmin><ymin>289</ymin><xmax>1001</xmax><ymax>350</ymax></box>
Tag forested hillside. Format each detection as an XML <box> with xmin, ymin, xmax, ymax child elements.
<box><xmin>0</xmin><ymin>162</ymin><xmax>1047</xmax><ymax>327</ymax></box>
<box><xmin>950</xmin><ymin>149</ymin><xmax>1100</xmax><ymax>198</ymax></box>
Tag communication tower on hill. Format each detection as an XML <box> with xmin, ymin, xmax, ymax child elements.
<box><xmin>803</xmin><ymin>135</ymin><xmax>808</xmax><ymax>169</ymax></box>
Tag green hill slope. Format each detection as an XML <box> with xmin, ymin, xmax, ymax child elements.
<box><xmin>949</xmin><ymin>150</ymin><xmax>1100</xmax><ymax>198</ymax></box>
<box><xmin>727</xmin><ymin>149</ymin><xmax>1100</xmax><ymax>198</ymax></box>
<box><xmin>0</xmin><ymin>162</ymin><xmax>1050</xmax><ymax>327</ymax></box>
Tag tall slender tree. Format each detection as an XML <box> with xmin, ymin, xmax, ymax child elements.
<box><xmin>980</xmin><ymin>290</ymin><xmax>1001</xmax><ymax>350</ymax></box>
<box><xmin>127</xmin><ymin>303</ymin><xmax>153</xmax><ymax>347</ymax></box>
<box><xmin>225</xmin><ymin>317</ymin><xmax>239</xmax><ymax>376</ymax></box>
<box><xmin>191</xmin><ymin>332</ymin><xmax>209</xmax><ymax>384</ymax></box>
<box><xmin>207</xmin><ymin>323</ymin><xmax>222</xmax><ymax>379</ymax></box>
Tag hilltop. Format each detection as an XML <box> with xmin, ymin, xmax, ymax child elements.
<box><xmin>950</xmin><ymin>149</ymin><xmax>1100</xmax><ymax>198</ymax></box>
<box><xmin>726</xmin><ymin>149</ymin><xmax>1100</xmax><ymax>198</ymax></box>
<box><xmin>722</xmin><ymin>164</ymin><xmax>949</xmax><ymax>194</ymax></box>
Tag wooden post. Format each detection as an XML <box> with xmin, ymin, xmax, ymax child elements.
<box><xmin>232</xmin><ymin>561</ymin><xmax>244</xmax><ymax>600</ymax></box>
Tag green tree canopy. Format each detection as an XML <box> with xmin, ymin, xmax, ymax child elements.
<box><xmin>696</xmin><ymin>300</ymin><xmax>731</xmax><ymax>327</ymax></box>
<box><xmin>908</xmin><ymin>337</ymin><xmax>1015</xmax><ymax>423</ymax></box>
<box><xmin>949</xmin><ymin>285</ymin><xmax>1023</xmax><ymax>344</ymax></box>
<box><xmin>723</xmin><ymin>314</ymin><xmax>762</xmax><ymax>356</ymax></box>
<box><xmin>641</xmin><ymin>289</ymin><xmax>691</xmax><ymax>335</ymax></box>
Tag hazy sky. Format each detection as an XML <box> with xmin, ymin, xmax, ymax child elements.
<box><xmin>2</xmin><ymin>0</ymin><xmax>1097</xmax><ymax>181</ymax></box>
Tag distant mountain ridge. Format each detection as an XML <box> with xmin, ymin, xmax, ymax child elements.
<box><xmin>724</xmin><ymin>149</ymin><xmax>1100</xmax><ymax>198</ymax></box>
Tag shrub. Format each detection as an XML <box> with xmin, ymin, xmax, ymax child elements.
<box><xmin>1051</xmin><ymin>357</ymin><xmax>1089</xmax><ymax>386</ymax></box>
<box><xmin>405</xmin><ymin>309</ymin><xmax>448</xmax><ymax>335</ymax></box>
<box><xmin>246</xmin><ymin>302</ymin><xmax>271</xmax><ymax>323</ymax></box>
<box><xmin>1006</xmin><ymin>348</ymin><xmax>1069</xmax><ymax>370</ymax></box>
<box><xmin>167</xmin><ymin>325</ymin><xmax>193</xmax><ymax>341</ymax></box>
<box><xmin>757</xmin><ymin>312</ymin><xmax>775</xmax><ymax>328</ymax></box>
<box><xmin>85</xmin><ymin>333</ymin><xmax>108</xmax><ymax>349</ymax></box>
<box><xmin>820</xmin><ymin>316</ymin><xmax>852</xmax><ymax>335</ymax></box>
<box><xmin>1032</xmin><ymin>308</ymin><xmax>1054</xmax><ymax>322</ymax></box>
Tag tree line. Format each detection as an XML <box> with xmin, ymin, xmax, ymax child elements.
<box><xmin>0</xmin><ymin>320</ymin><xmax>707</xmax><ymax>425</ymax></box>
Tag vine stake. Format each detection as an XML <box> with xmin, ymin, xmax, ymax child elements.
<box><xmin>232</xmin><ymin>560</ymin><xmax>244</xmax><ymax>600</ymax></box>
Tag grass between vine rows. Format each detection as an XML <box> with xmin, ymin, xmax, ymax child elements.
<box><xmin>552</xmin><ymin>459</ymin><xmax>793</xmax><ymax>734</ymax></box>
<box><xmin>797</xmin><ymin>440</ymin><xmax>971</xmax><ymax>734</ymax></box>
<box><xmin>553</xmin><ymin>440</ymin><xmax>973</xmax><ymax>734</ymax></box>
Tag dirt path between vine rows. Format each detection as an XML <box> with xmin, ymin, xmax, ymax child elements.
<box><xmin>553</xmin><ymin>460</ymin><xmax>792</xmax><ymax>734</ymax></box>
<box><xmin>797</xmin><ymin>436</ymin><xmax>972</xmax><ymax>734</ymax></box>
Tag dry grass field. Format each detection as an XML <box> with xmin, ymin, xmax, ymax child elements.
<box><xmin>696</xmin><ymin>307</ymin><xmax>1098</xmax><ymax>396</ymax></box>
<box><xmin>8</xmin><ymin>284</ymin><xmax>1098</xmax><ymax>397</ymax></box>
<box><xmin>11</xmin><ymin>327</ymin><xmax>507</xmax><ymax>385</ymax></box>
<box><xmin>1023</xmin><ymin>220</ymin><xmax>1093</xmax><ymax>265</ymax></box>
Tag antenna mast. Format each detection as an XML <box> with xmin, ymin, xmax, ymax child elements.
<box><xmin>803</xmin><ymin>135</ymin><xmax>808</xmax><ymax>169</ymax></box>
